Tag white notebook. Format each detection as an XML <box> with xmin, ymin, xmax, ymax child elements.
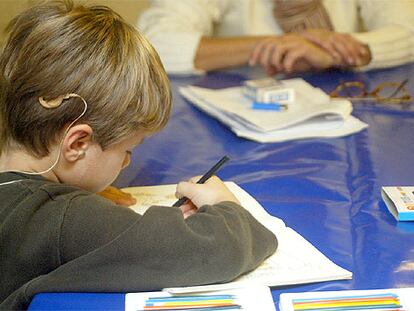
<box><xmin>123</xmin><ymin>182</ymin><xmax>352</xmax><ymax>288</ymax></box>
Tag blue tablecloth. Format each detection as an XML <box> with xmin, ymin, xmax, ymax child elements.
<box><xmin>29</xmin><ymin>64</ymin><xmax>414</xmax><ymax>310</ymax></box>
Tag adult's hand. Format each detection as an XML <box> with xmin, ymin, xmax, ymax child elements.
<box><xmin>249</xmin><ymin>34</ymin><xmax>336</xmax><ymax>75</ymax></box>
<box><xmin>301</xmin><ymin>29</ymin><xmax>371</xmax><ymax>67</ymax></box>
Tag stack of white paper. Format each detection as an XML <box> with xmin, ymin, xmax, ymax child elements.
<box><xmin>180</xmin><ymin>79</ymin><xmax>368</xmax><ymax>143</ymax></box>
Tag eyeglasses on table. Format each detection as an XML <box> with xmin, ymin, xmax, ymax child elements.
<box><xmin>329</xmin><ymin>79</ymin><xmax>412</xmax><ymax>104</ymax></box>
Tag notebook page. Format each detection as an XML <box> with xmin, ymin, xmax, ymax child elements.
<box><xmin>123</xmin><ymin>182</ymin><xmax>351</xmax><ymax>288</ymax></box>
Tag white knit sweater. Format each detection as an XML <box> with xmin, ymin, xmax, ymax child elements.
<box><xmin>138</xmin><ymin>0</ymin><xmax>414</xmax><ymax>74</ymax></box>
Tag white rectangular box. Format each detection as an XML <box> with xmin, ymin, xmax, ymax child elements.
<box><xmin>243</xmin><ymin>78</ymin><xmax>295</xmax><ymax>105</ymax></box>
<box><xmin>382</xmin><ymin>186</ymin><xmax>414</xmax><ymax>221</ymax></box>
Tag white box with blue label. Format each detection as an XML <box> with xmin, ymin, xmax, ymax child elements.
<box><xmin>242</xmin><ymin>78</ymin><xmax>295</xmax><ymax>110</ymax></box>
<box><xmin>381</xmin><ymin>186</ymin><xmax>414</xmax><ymax>221</ymax></box>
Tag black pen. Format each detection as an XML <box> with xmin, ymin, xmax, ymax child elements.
<box><xmin>172</xmin><ymin>156</ymin><xmax>230</xmax><ymax>207</ymax></box>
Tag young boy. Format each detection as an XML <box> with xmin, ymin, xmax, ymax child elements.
<box><xmin>0</xmin><ymin>1</ymin><xmax>277</xmax><ymax>309</ymax></box>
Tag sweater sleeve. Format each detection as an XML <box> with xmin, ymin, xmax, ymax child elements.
<box><xmin>138</xmin><ymin>0</ymin><xmax>230</xmax><ymax>75</ymax></box>
<box><xmin>352</xmin><ymin>0</ymin><xmax>414</xmax><ymax>71</ymax></box>
<box><xmin>57</xmin><ymin>195</ymin><xmax>277</xmax><ymax>291</ymax></box>
<box><xmin>59</xmin><ymin>193</ymin><xmax>141</xmax><ymax>262</ymax></box>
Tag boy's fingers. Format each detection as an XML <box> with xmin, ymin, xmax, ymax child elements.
<box><xmin>180</xmin><ymin>203</ymin><xmax>193</xmax><ymax>214</ymax></box>
<box><xmin>113</xmin><ymin>196</ymin><xmax>137</xmax><ymax>207</ymax></box>
<box><xmin>180</xmin><ymin>201</ymin><xmax>197</xmax><ymax>213</ymax></box>
<box><xmin>189</xmin><ymin>176</ymin><xmax>202</xmax><ymax>183</ymax></box>
<box><xmin>204</xmin><ymin>175</ymin><xmax>221</xmax><ymax>183</ymax></box>
<box><xmin>97</xmin><ymin>186</ymin><xmax>137</xmax><ymax>207</ymax></box>
<box><xmin>106</xmin><ymin>193</ymin><xmax>136</xmax><ymax>206</ymax></box>
<box><xmin>175</xmin><ymin>176</ymin><xmax>203</xmax><ymax>199</ymax></box>
<box><xmin>177</xmin><ymin>180</ymin><xmax>204</xmax><ymax>194</ymax></box>
<box><xmin>182</xmin><ymin>208</ymin><xmax>197</xmax><ymax>219</ymax></box>
<box><xmin>176</xmin><ymin>181</ymin><xmax>194</xmax><ymax>199</ymax></box>
<box><xmin>99</xmin><ymin>185</ymin><xmax>120</xmax><ymax>195</ymax></box>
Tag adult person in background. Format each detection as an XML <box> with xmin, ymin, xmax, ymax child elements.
<box><xmin>138</xmin><ymin>0</ymin><xmax>414</xmax><ymax>75</ymax></box>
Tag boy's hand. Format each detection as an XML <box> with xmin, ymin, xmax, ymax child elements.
<box><xmin>175</xmin><ymin>176</ymin><xmax>240</xmax><ymax>218</ymax></box>
<box><xmin>97</xmin><ymin>186</ymin><xmax>137</xmax><ymax>207</ymax></box>
<box><xmin>179</xmin><ymin>201</ymin><xmax>198</xmax><ymax>219</ymax></box>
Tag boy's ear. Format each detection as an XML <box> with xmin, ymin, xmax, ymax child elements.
<box><xmin>61</xmin><ymin>124</ymin><xmax>94</xmax><ymax>163</ymax></box>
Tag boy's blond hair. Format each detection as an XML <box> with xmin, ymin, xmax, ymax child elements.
<box><xmin>0</xmin><ymin>0</ymin><xmax>171</xmax><ymax>157</ymax></box>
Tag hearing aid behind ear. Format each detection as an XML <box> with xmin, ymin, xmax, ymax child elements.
<box><xmin>0</xmin><ymin>93</ymin><xmax>88</xmax><ymax>178</ymax></box>
<box><xmin>39</xmin><ymin>93</ymin><xmax>78</xmax><ymax>108</ymax></box>
<box><xmin>0</xmin><ymin>93</ymin><xmax>89</xmax><ymax>181</ymax></box>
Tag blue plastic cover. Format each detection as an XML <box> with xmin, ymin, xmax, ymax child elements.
<box><xmin>29</xmin><ymin>64</ymin><xmax>414</xmax><ymax>310</ymax></box>
<box><xmin>116</xmin><ymin>64</ymin><xmax>414</xmax><ymax>306</ymax></box>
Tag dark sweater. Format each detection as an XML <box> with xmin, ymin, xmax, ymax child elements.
<box><xmin>0</xmin><ymin>172</ymin><xmax>277</xmax><ymax>310</ymax></box>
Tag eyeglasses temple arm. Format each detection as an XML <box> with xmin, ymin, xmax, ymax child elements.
<box><xmin>387</xmin><ymin>79</ymin><xmax>409</xmax><ymax>98</ymax></box>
